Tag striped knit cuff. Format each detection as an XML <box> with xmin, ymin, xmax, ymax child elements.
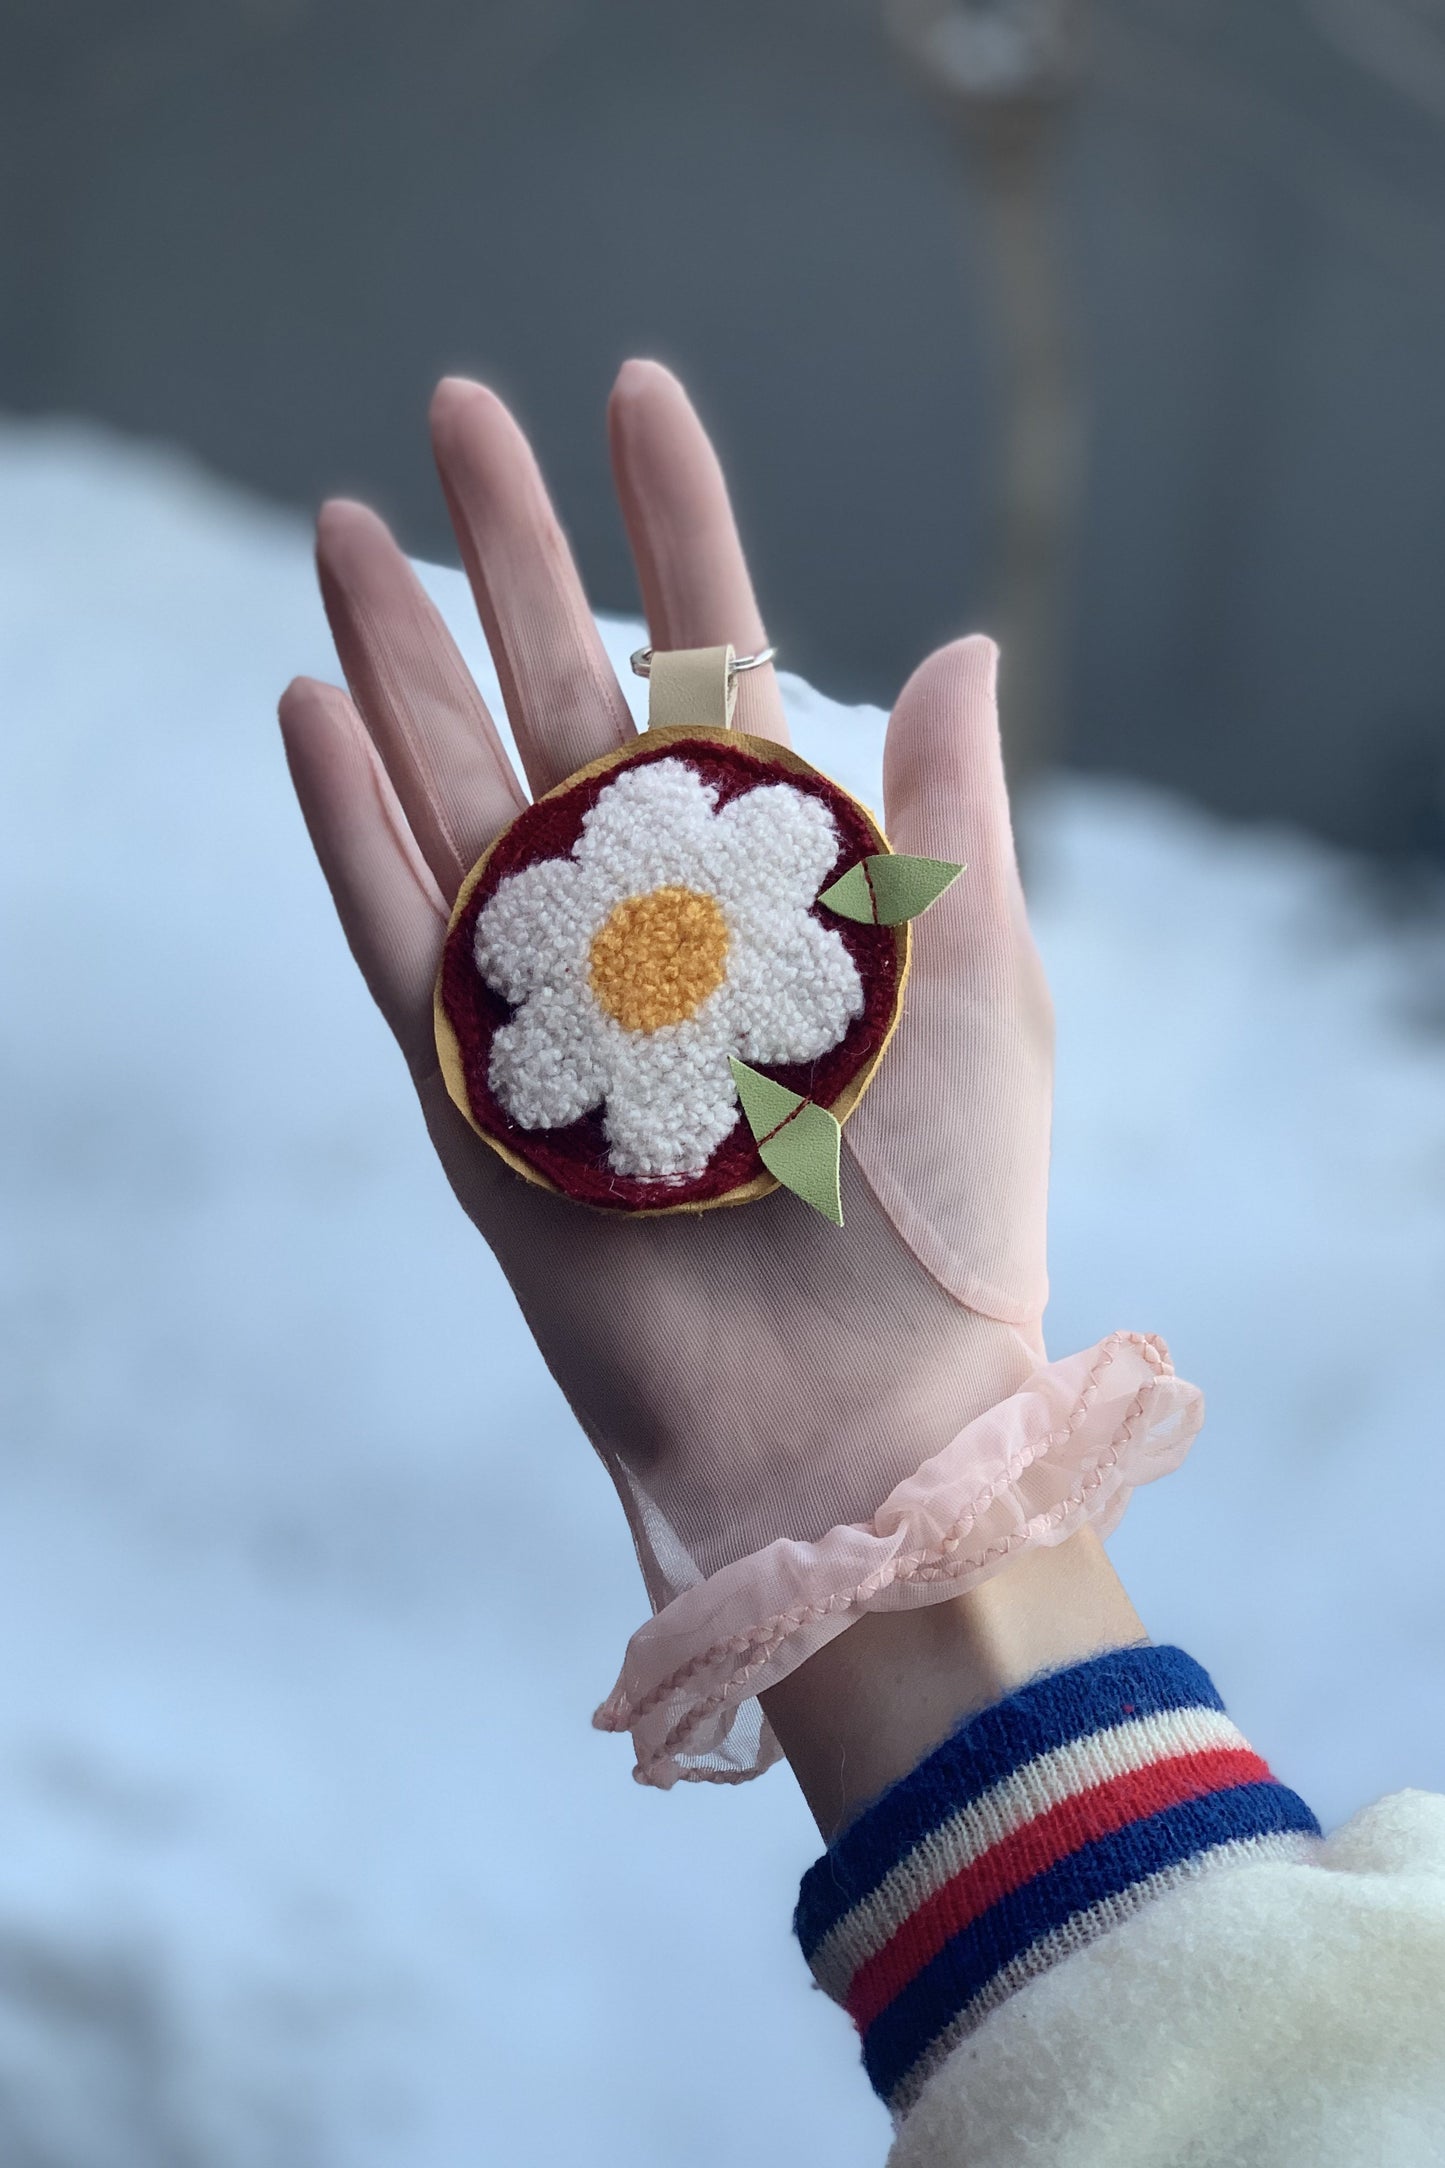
<box><xmin>793</xmin><ymin>1644</ymin><xmax>1322</xmax><ymax>2121</ymax></box>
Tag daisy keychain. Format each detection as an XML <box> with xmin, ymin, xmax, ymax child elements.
<box><xmin>434</xmin><ymin>642</ymin><xmax>963</xmax><ymax>1223</ymax></box>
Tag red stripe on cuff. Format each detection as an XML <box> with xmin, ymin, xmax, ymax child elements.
<box><xmin>845</xmin><ymin>1744</ymin><xmax>1270</xmax><ymax>2030</ymax></box>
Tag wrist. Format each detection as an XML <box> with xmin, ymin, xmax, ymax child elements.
<box><xmin>760</xmin><ymin>1527</ymin><xmax>1146</xmax><ymax>1840</ymax></box>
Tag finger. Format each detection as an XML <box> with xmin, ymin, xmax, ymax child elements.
<box><xmin>279</xmin><ymin>674</ymin><xmax>449</xmax><ymax>1080</ymax></box>
<box><xmin>608</xmin><ymin>358</ymin><xmax>788</xmax><ymax>745</ymax></box>
<box><xmin>430</xmin><ymin>376</ymin><xmax>635</xmax><ymax>798</ymax></box>
<box><xmin>880</xmin><ymin>636</ymin><xmax>1032</xmax><ymax>967</ymax></box>
<box><xmin>316</xmin><ymin>498</ymin><xmax>527</xmax><ymax>900</ymax></box>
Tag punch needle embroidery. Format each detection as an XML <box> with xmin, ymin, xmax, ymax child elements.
<box><xmin>434</xmin><ymin>662</ymin><xmax>962</xmax><ymax>1221</ymax></box>
<box><xmin>474</xmin><ymin>755</ymin><xmax>864</xmax><ymax>1182</ymax></box>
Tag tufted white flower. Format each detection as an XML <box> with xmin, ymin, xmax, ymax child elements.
<box><xmin>474</xmin><ymin>757</ymin><xmax>864</xmax><ymax>1180</ymax></box>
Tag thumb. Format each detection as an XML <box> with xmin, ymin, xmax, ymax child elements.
<box><xmin>882</xmin><ymin>635</ymin><xmax>1031</xmax><ymax>975</ymax></box>
<box><xmin>848</xmin><ymin>635</ymin><xmax>1053</xmax><ymax>1328</ymax></box>
<box><xmin>883</xmin><ymin>632</ymin><xmax>1017</xmax><ymax>874</ymax></box>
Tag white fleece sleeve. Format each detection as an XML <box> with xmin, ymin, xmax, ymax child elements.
<box><xmin>889</xmin><ymin>1788</ymin><xmax>1445</xmax><ymax>2168</ymax></box>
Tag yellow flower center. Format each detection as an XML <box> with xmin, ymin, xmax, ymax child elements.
<box><xmin>588</xmin><ymin>885</ymin><xmax>730</xmax><ymax>1034</ymax></box>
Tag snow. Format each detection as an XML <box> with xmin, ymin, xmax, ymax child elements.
<box><xmin>2</xmin><ymin>416</ymin><xmax>1443</xmax><ymax>2164</ymax></box>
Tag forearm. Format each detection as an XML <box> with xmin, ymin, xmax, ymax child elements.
<box><xmin>760</xmin><ymin>1526</ymin><xmax>1147</xmax><ymax>1840</ymax></box>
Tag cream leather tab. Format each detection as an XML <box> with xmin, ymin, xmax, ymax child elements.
<box><xmin>647</xmin><ymin>645</ymin><xmax>736</xmax><ymax>731</ymax></box>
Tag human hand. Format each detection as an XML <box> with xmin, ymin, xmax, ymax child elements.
<box><xmin>280</xmin><ymin>362</ymin><xmax>1197</xmax><ymax>1785</ymax></box>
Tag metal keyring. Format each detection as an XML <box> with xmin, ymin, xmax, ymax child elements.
<box><xmin>629</xmin><ymin>644</ymin><xmax>777</xmax><ymax>679</ymax></box>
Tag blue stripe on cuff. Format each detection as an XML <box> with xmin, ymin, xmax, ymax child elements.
<box><xmin>861</xmin><ymin>1778</ymin><xmax>1323</xmax><ymax>2107</ymax></box>
<box><xmin>796</xmin><ymin>1644</ymin><xmax>1224</xmax><ymax>1959</ymax></box>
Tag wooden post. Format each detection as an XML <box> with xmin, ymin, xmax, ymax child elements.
<box><xmin>885</xmin><ymin>0</ymin><xmax>1086</xmax><ymax>800</ymax></box>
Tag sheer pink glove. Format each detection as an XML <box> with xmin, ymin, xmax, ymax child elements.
<box><xmin>281</xmin><ymin>362</ymin><xmax>1201</xmax><ymax>1787</ymax></box>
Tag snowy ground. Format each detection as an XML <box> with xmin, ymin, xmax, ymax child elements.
<box><xmin>2</xmin><ymin>417</ymin><xmax>1443</xmax><ymax>2166</ymax></box>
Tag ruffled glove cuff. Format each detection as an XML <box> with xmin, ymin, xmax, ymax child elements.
<box><xmin>595</xmin><ymin>1332</ymin><xmax>1204</xmax><ymax>1787</ymax></box>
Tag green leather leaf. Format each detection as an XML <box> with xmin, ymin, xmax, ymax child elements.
<box><xmin>815</xmin><ymin>860</ymin><xmax>875</xmax><ymax>922</ymax></box>
<box><xmin>759</xmin><ymin>1101</ymin><xmax>843</xmax><ymax>1226</ymax></box>
<box><xmin>729</xmin><ymin>1057</ymin><xmax>844</xmax><ymax>1226</ymax></box>
<box><xmin>818</xmin><ymin>853</ymin><xmax>965</xmax><ymax>925</ymax></box>
<box><xmin>729</xmin><ymin>1056</ymin><xmax>802</xmax><ymax>1140</ymax></box>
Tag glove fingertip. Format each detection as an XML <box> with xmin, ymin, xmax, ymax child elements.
<box><xmin>882</xmin><ymin>634</ymin><xmax>1008</xmax><ymax>853</ymax></box>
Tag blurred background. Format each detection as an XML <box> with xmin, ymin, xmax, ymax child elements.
<box><xmin>3</xmin><ymin>2</ymin><xmax>1445</xmax><ymax>2163</ymax></box>
<box><xmin>8</xmin><ymin>0</ymin><xmax>1445</xmax><ymax>843</ymax></box>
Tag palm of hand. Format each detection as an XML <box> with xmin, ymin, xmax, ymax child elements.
<box><xmin>282</xmin><ymin>362</ymin><xmax>1052</xmax><ymax>1602</ymax></box>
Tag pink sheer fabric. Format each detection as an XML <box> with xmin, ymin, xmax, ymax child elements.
<box><xmin>597</xmin><ymin>1333</ymin><xmax>1200</xmax><ymax>1786</ymax></box>
<box><xmin>286</xmin><ymin>368</ymin><xmax>1205</xmax><ymax>1795</ymax></box>
<box><xmin>580</xmin><ymin>637</ymin><xmax>1203</xmax><ymax>1784</ymax></box>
